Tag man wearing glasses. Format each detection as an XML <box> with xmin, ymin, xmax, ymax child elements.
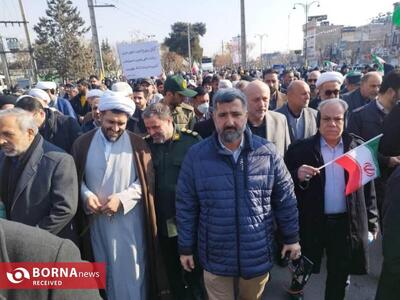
<box><xmin>309</xmin><ymin>71</ymin><xmax>344</xmax><ymax>110</ymax></box>
<box><xmin>284</xmin><ymin>98</ymin><xmax>378</xmax><ymax>300</ymax></box>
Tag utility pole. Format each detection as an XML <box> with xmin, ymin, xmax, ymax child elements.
<box><xmin>187</xmin><ymin>23</ymin><xmax>192</xmax><ymax>73</ymax></box>
<box><xmin>240</xmin><ymin>0</ymin><xmax>247</xmax><ymax>68</ymax></box>
<box><xmin>18</xmin><ymin>0</ymin><xmax>38</xmax><ymax>83</ymax></box>
<box><xmin>0</xmin><ymin>37</ymin><xmax>11</xmax><ymax>86</ymax></box>
<box><xmin>87</xmin><ymin>0</ymin><xmax>115</xmax><ymax>78</ymax></box>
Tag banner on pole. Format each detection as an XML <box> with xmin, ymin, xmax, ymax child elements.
<box><xmin>117</xmin><ymin>41</ymin><xmax>162</xmax><ymax>79</ymax></box>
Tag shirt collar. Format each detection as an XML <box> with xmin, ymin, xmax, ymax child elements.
<box><xmin>218</xmin><ymin>135</ymin><xmax>245</xmax><ymax>154</ymax></box>
<box><xmin>287</xmin><ymin>104</ymin><xmax>303</xmax><ymax>119</ymax></box>
<box><xmin>320</xmin><ymin>136</ymin><xmax>343</xmax><ymax>150</ymax></box>
<box><xmin>375</xmin><ymin>99</ymin><xmax>389</xmax><ymax>115</ymax></box>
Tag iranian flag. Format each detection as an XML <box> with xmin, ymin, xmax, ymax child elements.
<box><xmin>333</xmin><ymin>134</ymin><xmax>382</xmax><ymax>195</ymax></box>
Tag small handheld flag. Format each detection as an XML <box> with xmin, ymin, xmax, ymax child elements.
<box><xmin>318</xmin><ymin>134</ymin><xmax>382</xmax><ymax>195</ymax></box>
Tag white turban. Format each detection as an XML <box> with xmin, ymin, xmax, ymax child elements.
<box><xmin>111</xmin><ymin>82</ymin><xmax>133</xmax><ymax>97</ymax></box>
<box><xmin>99</xmin><ymin>91</ymin><xmax>135</xmax><ymax>116</ymax></box>
<box><xmin>36</xmin><ymin>81</ymin><xmax>57</xmax><ymax>90</ymax></box>
<box><xmin>316</xmin><ymin>71</ymin><xmax>344</xmax><ymax>88</ymax></box>
<box><xmin>28</xmin><ymin>88</ymin><xmax>51</xmax><ymax>104</ymax></box>
<box><xmin>87</xmin><ymin>89</ymin><xmax>104</xmax><ymax>98</ymax></box>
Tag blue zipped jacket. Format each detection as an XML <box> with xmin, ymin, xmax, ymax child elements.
<box><xmin>176</xmin><ymin>127</ymin><xmax>299</xmax><ymax>279</ymax></box>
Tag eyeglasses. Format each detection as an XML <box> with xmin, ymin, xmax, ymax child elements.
<box><xmin>324</xmin><ymin>89</ymin><xmax>340</xmax><ymax>97</ymax></box>
<box><xmin>321</xmin><ymin>116</ymin><xmax>344</xmax><ymax>124</ymax></box>
<box><xmin>307</xmin><ymin>79</ymin><xmax>317</xmax><ymax>83</ymax></box>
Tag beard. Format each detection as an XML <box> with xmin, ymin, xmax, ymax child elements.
<box><xmin>2</xmin><ymin>149</ymin><xmax>18</xmax><ymax>157</ymax></box>
<box><xmin>220</xmin><ymin>125</ymin><xmax>245</xmax><ymax>144</ymax></box>
<box><xmin>102</xmin><ymin>127</ymin><xmax>124</xmax><ymax>142</ymax></box>
<box><xmin>309</xmin><ymin>84</ymin><xmax>316</xmax><ymax>91</ymax></box>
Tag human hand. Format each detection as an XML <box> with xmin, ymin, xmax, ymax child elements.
<box><xmin>101</xmin><ymin>194</ymin><xmax>121</xmax><ymax>216</ymax></box>
<box><xmin>86</xmin><ymin>194</ymin><xmax>102</xmax><ymax>214</ymax></box>
<box><xmin>388</xmin><ymin>156</ymin><xmax>400</xmax><ymax>167</ymax></box>
<box><xmin>297</xmin><ymin>165</ymin><xmax>320</xmax><ymax>182</ymax></box>
<box><xmin>281</xmin><ymin>242</ymin><xmax>301</xmax><ymax>260</ymax></box>
<box><xmin>180</xmin><ymin>255</ymin><xmax>195</xmax><ymax>272</ymax></box>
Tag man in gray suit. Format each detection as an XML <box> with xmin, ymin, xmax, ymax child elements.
<box><xmin>276</xmin><ymin>81</ymin><xmax>318</xmax><ymax>143</ymax></box>
<box><xmin>0</xmin><ymin>108</ymin><xmax>78</xmax><ymax>243</ymax></box>
<box><xmin>0</xmin><ymin>219</ymin><xmax>101</xmax><ymax>300</ymax></box>
<box><xmin>244</xmin><ymin>80</ymin><xmax>291</xmax><ymax>156</ymax></box>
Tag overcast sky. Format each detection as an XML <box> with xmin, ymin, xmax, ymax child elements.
<box><xmin>0</xmin><ymin>0</ymin><xmax>397</xmax><ymax>58</ymax></box>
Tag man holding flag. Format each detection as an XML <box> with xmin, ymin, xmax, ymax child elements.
<box><xmin>284</xmin><ymin>98</ymin><xmax>379</xmax><ymax>300</ymax></box>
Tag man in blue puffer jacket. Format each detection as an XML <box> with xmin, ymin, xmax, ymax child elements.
<box><xmin>176</xmin><ymin>88</ymin><xmax>300</xmax><ymax>299</ymax></box>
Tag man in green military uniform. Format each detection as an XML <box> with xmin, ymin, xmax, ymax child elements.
<box><xmin>163</xmin><ymin>75</ymin><xmax>197</xmax><ymax>130</ymax></box>
<box><xmin>143</xmin><ymin>102</ymin><xmax>203</xmax><ymax>300</ymax></box>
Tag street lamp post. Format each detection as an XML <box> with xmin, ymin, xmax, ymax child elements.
<box><xmin>255</xmin><ymin>34</ymin><xmax>268</xmax><ymax>68</ymax></box>
<box><xmin>293</xmin><ymin>1</ymin><xmax>320</xmax><ymax>67</ymax></box>
<box><xmin>187</xmin><ymin>23</ymin><xmax>192</xmax><ymax>73</ymax></box>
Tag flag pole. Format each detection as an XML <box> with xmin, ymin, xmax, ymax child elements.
<box><xmin>317</xmin><ymin>133</ymin><xmax>383</xmax><ymax>171</ymax></box>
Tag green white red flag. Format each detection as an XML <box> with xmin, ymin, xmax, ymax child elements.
<box><xmin>333</xmin><ymin>134</ymin><xmax>382</xmax><ymax>195</ymax></box>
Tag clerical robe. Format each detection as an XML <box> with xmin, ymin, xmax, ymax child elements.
<box><xmin>71</xmin><ymin>129</ymin><xmax>171</xmax><ymax>300</ymax></box>
<box><xmin>81</xmin><ymin>129</ymin><xmax>145</xmax><ymax>299</ymax></box>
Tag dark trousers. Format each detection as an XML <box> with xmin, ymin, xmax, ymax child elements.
<box><xmin>375</xmin><ymin>261</ymin><xmax>400</xmax><ymax>300</ymax></box>
<box><xmin>324</xmin><ymin>214</ymin><xmax>351</xmax><ymax>300</ymax></box>
<box><xmin>159</xmin><ymin>236</ymin><xmax>205</xmax><ymax>300</ymax></box>
<box><xmin>325</xmin><ymin>214</ymin><xmax>351</xmax><ymax>300</ymax></box>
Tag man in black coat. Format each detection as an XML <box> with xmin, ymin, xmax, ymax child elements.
<box><xmin>193</xmin><ymin>117</ymin><xmax>215</xmax><ymax>138</ymax></box>
<box><xmin>16</xmin><ymin>96</ymin><xmax>81</xmax><ymax>153</ymax></box>
<box><xmin>375</xmin><ymin>166</ymin><xmax>400</xmax><ymax>300</ymax></box>
<box><xmin>284</xmin><ymin>98</ymin><xmax>379</xmax><ymax>300</ymax></box>
<box><xmin>0</xmin><ymin>108</ymin><xmax>79</xmax><ymax>243</ymax></box>
<box><xmin>347</xmin><ymin>70</ymin><xmax>400</xmax><ymax>217</ymax></box>
<box><xmin>379</xmin><ymin>70</ymin><xmax>400</xmax><ymax>157</ymax></box>
<box><xmin>342</xmin><ymin>72</ymin><xmax>382</xmax><ymax>114</ymax></box>
<box><xmin>0</xmin><ymin>219</ymin><xmax>102</xmax><ymax>300</ymax></box>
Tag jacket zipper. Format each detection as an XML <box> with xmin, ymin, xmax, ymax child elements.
<box><xmin>233</xmin><ymin>155</ymin><xmax>241</xmax><ymax>276</ymax></box>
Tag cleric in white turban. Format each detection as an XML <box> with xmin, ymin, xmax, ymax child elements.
<box><xmin>71</xmin><ymin>84</ymin><xmax>149</xmax><ymax>300</ymax></box>
<box><xmin>311</xmin><ymin>71</ymin><xmax>346</xmax><ymax>106</ymax></box>
<box><xmin>98</xmin><ymin>90</ymin><xmax>135</xmax><ymax>116</ymax></box>
<box><xmin>316</xmin><ymin>71</ymin><xmax>344</xmax><ymax>89</ymax></box>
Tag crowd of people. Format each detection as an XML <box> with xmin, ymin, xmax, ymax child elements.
<box><xmin>0</xmin><ymin>64</ymin><xmax>400</xmax><ymax>300</ymax></box>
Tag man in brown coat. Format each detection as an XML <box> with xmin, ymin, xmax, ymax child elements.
<box><xmin>71</xmin><ymin>91</ymin><xmax>170</xmax><ymax>299</ymax></box>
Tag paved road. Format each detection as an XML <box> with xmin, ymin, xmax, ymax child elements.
<box><xmin>263</xmin><ymin>236</ymin><xmax>383</xmax><ymax>300</ymax></box>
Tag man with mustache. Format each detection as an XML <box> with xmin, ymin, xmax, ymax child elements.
<box><xmin>143</xmin><ymin>102</ymin><xmax>203</xmax><ymax>299</ymax></box>
<box><xmin>285</xmin><ymin>98</ymin><xmax>378</xmax><ymax>300</ymax></box>
<box><xmin>0</xmin><ymin>108</ymin><xmax>78</xmax><ymax>243</ymax></box>
<box><xmin>307</xmin><ymin>70</ymin><xmax>321</xmax><ymax>99</ymax></box>
<box><xmin>342</xmin><ymin>72</ymin><xmax>382</xmax><ymax>114</ymax></box>
<box><xmin>262</xmin><ymin>68</ymin><xmax>287</xmax><ymax>110</ymax></box>
<box><xmin>176</xmin><ymin>88</ymin><xmax>300</xmax><ymax>299</ymax></box>
<box><xmin>71</xmin><ymin>91</ymin><xmax>169</xmax><ymax>299</ymax></box>
<box><xmin>244</xmin><ymin>80</ymin><xmax>291</xmax><ymax>156</ymax></box>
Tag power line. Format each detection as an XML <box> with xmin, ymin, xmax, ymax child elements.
<box><xmin>113</xmin><ymin>0</ymin><xmax>172</xmax><ymax>28</ymax></box>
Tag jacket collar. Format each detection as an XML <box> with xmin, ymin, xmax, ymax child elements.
<box><xmin>11</xmin><ymin>135</ymin><xmax>44</xmax><ymax>210</ymax></box>
<box><xmin>212</xmin><ymin>125</ymin><xmax>254</xmax><ymax>155</ymax></box>
<box><xmin>312</xmin><ymin>131</ymin><xmax>354</xmax><ymax>156</ymax></box>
